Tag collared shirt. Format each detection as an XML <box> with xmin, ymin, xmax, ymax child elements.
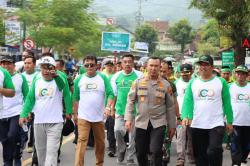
<box><xmin>125</xmin><ymin>76</ymin><xmax>176</xmax><ymax>130</ymax></box>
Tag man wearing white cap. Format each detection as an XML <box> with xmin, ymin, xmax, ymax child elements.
<box><xmin>19</xmin><ymin>56</ymin><xmax>72</xmax><ymax>166</ymax></box>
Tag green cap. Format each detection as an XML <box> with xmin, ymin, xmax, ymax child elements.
<box><xmin>234</xmin><ymin>65</ymin><xmax>248</xmax><ymax>73</ymax></box>
<box><xmin>196</xmin><ymin>55</ymin><xmax>213</xmax><ymax>65</ymax></box>
<box><xmin>221</xmin><ymin>66</ymin><xmax>231</xmax><ymax>73</ymax></box>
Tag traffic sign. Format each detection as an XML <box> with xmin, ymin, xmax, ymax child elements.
<box><xmin>23</xmin><ymin>38</ymin><xmax>35</xmax><ymax>50</ymax></box>
<box><xmin>101</xmin><ymin>32</ymin><xmax>130</xmax><ymax>52</ymax></box>
<box><xmin>106</xmin><ymin>18</ymin><xmax>114</xmax><ymax>25</ymax></box>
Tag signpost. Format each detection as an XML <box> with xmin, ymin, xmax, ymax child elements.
<box><xmin>222</xmin><ymin>51</ymin><xmax>234</xmax><ymax>69</ymax></box>
<box><xmin>106</xmin><ymin>18</ymin><xmax>114</xmax><ymax>25</ymax></box>
<box><xmin>23</xmin><ymin>38</ymin><xmax>35</xmax><ymax>50</ymax></box>
<box><xmin>101</xmin><ymin>32</ymin><xmax>130</xmax><ymax>64</ymax></box>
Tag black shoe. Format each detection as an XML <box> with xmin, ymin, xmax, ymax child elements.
<box><xmin>108</xmin><ymin>150</ymin><xmax>116</xmax><ymax>157</ymax></box>
<box><xmin>117</xmin><ymin>150</ymin><xmax>126</xmax><ymax>163</ymax></box>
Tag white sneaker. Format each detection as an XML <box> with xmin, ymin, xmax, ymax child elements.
<box><xmin>248</xmin><ymin>153</ymin><xmax>250</xmax><ymax>159</ymax></box>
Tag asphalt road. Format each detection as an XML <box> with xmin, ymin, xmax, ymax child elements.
<box><xmin>0</xmin><ymin>133</ymin><xmax>243</xmax><ymax>166</ymax></box>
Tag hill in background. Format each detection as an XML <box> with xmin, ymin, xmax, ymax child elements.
<box><xmin>91</xmin><ymin>0</ymin><xmax>204</xmax><ymax>31</ymax></box>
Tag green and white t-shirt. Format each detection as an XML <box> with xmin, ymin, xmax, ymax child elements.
<box><xmin>0</xmin><ymin>73</ymin><xmax>28</xmax><ymax>118</ymax></box>
<box><xmin>33</xmin><ymin>70</ymin><xmax>72</xmax><ymax>113</ymax></box>
<box><xmin>0</xmin><ymin>67</ymin><xmax>15</xmax><ymax>111</ymax></box>
<box><xmin>111</xmin><ymin>70</ymin><xmax>143</xmax><ymax>116</ymax></box>
<box><xmin>22</xmin><ymin>71</ymin><xmax>38</xmax><ymax>89</ymax></box>
<box><xmin>175</xmin><ymin>78</ymin><xmax>189</xmax><ymax>112</ymax></box>
<box><xmin>181</xmin><ymin>76</ymin><xmax>233</xmax><ymax>129</ymax></box>
<box><xmin>229</xmin><ymin>82</ymin><xmax>250</xmax><ymax>126</ymax></box>
<box><xmin>73</xmin><ymin>72</ymin><xmax>114</xmax><ymax>122</ymax></box>
<box><xmin>20</xmin><ymin>74</ymin><xmax>71</xmax><ymax>124</ymax></box>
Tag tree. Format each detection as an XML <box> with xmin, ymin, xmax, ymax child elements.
<box><xmin>168</xmin><ymin>19</ymin><xmax>194</xmax><ymax>53</ymax></box>
<box><xmin>17</xmin><ymin>0</ymin><xmax>99</xmax><ymax>54</ymax></box>
<box><xmin>135</xmin><ymin>24</ymin><xmax>158</xmax><ymax>54</ymax></box>
<box><xmin>0</xmin><ymin>9</ymin><xmax>5</xmax><ymax>46</ymax></box>
<box><xmin>197</xmin><ymin>19</ymin><xmax>220</xmax><ymax>56</ymax></box>
<box><xmin>190</xmin><ymin>0</ymin><xmax>250</xmax><ymax>65</ymax></box>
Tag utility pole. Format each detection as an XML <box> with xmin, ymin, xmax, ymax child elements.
<box><xmin>135</xmin><ymin>0</ymin><xmax>145</xmax><ymax>27</ymax></box>
<box><xmin>20</xmin><ymin>0</ymin><xmax>26</xmax><ymax>53</ymax></box>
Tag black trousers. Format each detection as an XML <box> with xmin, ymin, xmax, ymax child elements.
<box><xmin>191</xmin><ymin>126</ymin><xmax>225</xmax><ymax>166</ymax></box>
<box><xmin>105</xmin><ymin>116</ymin><xmax>116</xmax><ymax>152</ymax></box>
<box><xmin>0</xmin><ymin>115</ymin><xmax>21</xmax><ymax>166</ymax></box>
<box><xmin>135</xmin><ymin>122</ymin><xmax>165</xmax><ymax>166</ymax></box>
<box><xmin>231</xmin><ymin>126</ymin><xmax>250</xmax><ymax>165</ymax></box>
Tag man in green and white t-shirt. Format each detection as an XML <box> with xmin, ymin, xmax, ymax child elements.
<box><xmin>0</xmin><ymin>57</ymin><xmax>15</xmax><ymax>111</ymax></box>
<box><xmin>73</xmin><ymin>55</ymin><xmax>114</xmax><ymax>166</ymax></box>
<box><xmin>182</xmin><ymin>55</ymin><xmax>233</xmax><ymax>166</ymax></box>
<box><xmin>0</xmin><ymin>55</ymin><xmax>23</xmax><ymax>166</ymax></box>
<box><xmin>22</xmin><ymin>54</ymin><xmax>38</xmax><ymax>153</ymax></box>
<box><xmin>229</xmin><ymin>65</ymin><xmax>250</xmax><ymax>166</ymax></box>
<box><xmin>22</xmin><ymin>55</ymin><xmax>38</xmax><ymax>88</ymax></box>
<box><xmin>19</xmin><ymin>56</ymin><xmax>72</xmax><ymax>166</ymax></box>
<box><xmin>175</xmin><ymin>63</ymin><xmax>195</xmax><ymax>166</ymax></box>
<box><xmin>111</xmin><ymin>54</ymin><xmax>143</xmax><ymax>164</ymax></box>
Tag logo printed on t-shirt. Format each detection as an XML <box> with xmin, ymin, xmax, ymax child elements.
<box><xmin>198</xmin><ymin>89</ymin><xmax>215</xmax><ymax>100</ymax></box>
<box><xmin>38</xmin><ymin>87</ymin><xmax>54</xmax><ymax>97</ymax></box>
<box><xmin>86</xmin><ymin>83</ymin><xmax>97</xmax><ymax>90</ymax></box>
<box><xmin>120</xmin><ymin>79</ymin><xmax>133</xmax><ymax>88</ymax></box>
<box><xmin>236</xmin><ymin>93</ymin><xmax>249</xmax><ymax>102</ymax></box>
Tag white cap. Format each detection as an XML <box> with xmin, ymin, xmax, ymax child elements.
<box><xmin>40</xmin><ymin>56</ymin><xmax>56</xmax><ymax>67</ymax></box>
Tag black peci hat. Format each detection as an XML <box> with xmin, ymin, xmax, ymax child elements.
<box><xmin>62</xmin><ymin>119</ymin><xmax>75</xmax><ymax>136</ymax></box>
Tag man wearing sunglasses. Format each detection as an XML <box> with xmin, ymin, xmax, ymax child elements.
<box><xmin>73</xmin><ymin>55</ymin><xmax>114</xmax><ymax>166</ymax></box>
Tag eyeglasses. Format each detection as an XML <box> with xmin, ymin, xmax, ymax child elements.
<box><xmin>84</xmin><ymin>63</ymin><xmax>95</xmax><ymax>68</ymax></box>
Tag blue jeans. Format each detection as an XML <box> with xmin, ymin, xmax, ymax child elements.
<box><xmin>0</xmin><ymin>115</ymin><xmax>25</xmax><ymax>166</ymax></box>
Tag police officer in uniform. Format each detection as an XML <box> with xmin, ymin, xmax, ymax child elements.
<box><xmin>125</xmin><ymin>57</ymin><xmax>176</xmax><ymax>166</ymax></box>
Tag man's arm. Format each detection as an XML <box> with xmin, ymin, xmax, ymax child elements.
<box><xmin>124</xmin><ymin>81</ymin><xmax>138</xmax><ymax>125</ymax></box>
<box><xmin>1</xmin><ymin>68</ymin><xmax>15</xmax><ymax>97</ymax></box>
<box><xmin>73</xmin><ymin>101</ymin><xmax>79</xmax><ymax>125</ymax></box>
<box><xmin>20</xmin><ymin>79</ymin><xmax>36</xmax><ymax>118</ymax></box>
<box><xmin>220</xmin><ymin>78</ymin><xmax>233</xmax><ymax>124</ymax></box>
<box><xmin>72</xmin><ymin>75</ymin><xmax>82</xmax><ymax>124</ymax></box>
<box><xmin>21</xmin><ymin>74</ymin><xmax>29</xmax><ymax>101</ymax></box>
<box><xmin>220</xmin><ymin>78</ymin><xmax>234</xmax><ymax>134</ymax></box>
<box><xmin>54</xmin><ymin>74</ymin><xmax>65</xmax><ymax>91</ymax></box>
<box><xmin>165</xmin><ymin>86</ymin><xmax>176</xmax><ymax>129</ymax></box>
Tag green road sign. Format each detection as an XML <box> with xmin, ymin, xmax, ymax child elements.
<box><xmin>101</xmin><ymin>32</ymin><xmax>130</xmax><ymax>52</ymax></box>
<box><xmin>222</xmin><ymin>51</ymin><xmax>234</xmax><ymax>69</ymax></box>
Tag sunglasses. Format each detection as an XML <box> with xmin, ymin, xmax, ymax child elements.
<box><xmin>84</xmin><ymin>63</ymin><xmax>95</xmax><ymax>68</ymax></box>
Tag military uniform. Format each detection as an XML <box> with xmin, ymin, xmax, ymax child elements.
<box><xmin>125</xmin><ymin>76</ymin><xmax>176</xmax><ymax>166</ymax></box>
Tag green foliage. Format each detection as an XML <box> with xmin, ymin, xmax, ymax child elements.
<box><xmin>190</xmin><ymin>0</ymin><xmax>250</xmax><ymax>65</ymax></box>
<box><xmin>200</xmin><ymin>19</ymin><xmax>219</xmax><ymax>46</ymax></box>
<box><xmin>168</xmin><ymin>19</ymin><xmax>194</xmax><ymax>53</ymax></box>
<box><xmin>197</xmin><ymin>43</ymin><xmax>219</xmax><ymax>56</ymax></box>
<box><xmin>135</xmin><ymin>24</ymin><xmax>158</xmax><ymax>53</ymax></box>
<box><xmin>197</xmin><ymin>19</ymin><xmax>220</xmax><ymax>56</ymax></box>
<box><xmin>0</xmin><ymin>9</ymin><xmax>5</xmax><ymax>46</ymax></box>
<box><xmin>17</xmin><ymin>0</ymin><xmax>99</xmax><ymax>54</ymax></box>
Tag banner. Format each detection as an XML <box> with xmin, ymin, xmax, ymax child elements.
<box><xmin>222</xmin><ymin>51</ymin><xmax>234</xmax><ymax>69</ymax></box>
<box><xmin>5</xmin><ymin>20</ymin><xmax>21</xmax><ymax>46</ymax></box>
